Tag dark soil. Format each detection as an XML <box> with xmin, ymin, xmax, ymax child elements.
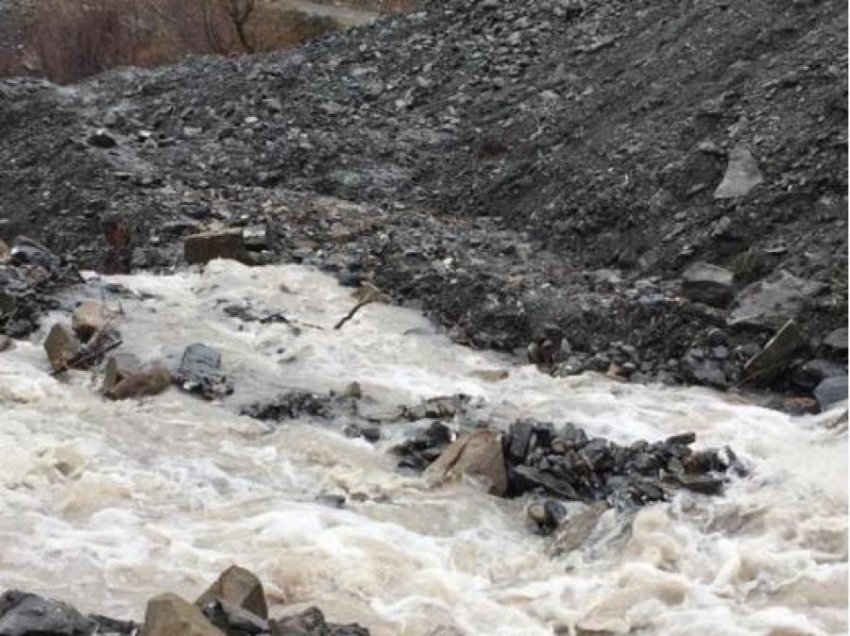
<box><xmin>0</xmin><ymin>0</ymin><xmax>846</xmax><ymax>403</ymax></box>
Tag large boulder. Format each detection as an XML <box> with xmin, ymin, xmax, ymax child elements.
<box><xmin>271</xmin><ymin>607</ymin><xmax>369</xmax><ymax>636</ymax></box>
<box><xmin>104</xmin><ymin>364</ymin><xmax>172</xmax><ymax>400</ymax></box>
<box><xmin>814</xmin><ymin>376</ymin><xmax>848</xmax><ymax>412</ymax></box>
<box><xmin>728</xmin><ymin>270</ymin><xmax>827</xmax><ymax>330</ymax></box>
<box><xmin>71</xmin><ymin>301</ymin><xmax>113</xmax><ymax>341</ymax></box>
<box><xmin>681</xmin><ymin>262</ymin><xmax>733</xmax><ymax>307</ymax></box>
<box><xmin>141</xmin><ymin>593</ymin><xmax>224</xmax><ymax>636</ymax></box>
<box><xmin>0</xmin><ymin>590</ymin><xmax>94</xmax><ymax>635</ymax></box>
<box><xmin>424</xmin><ymin>429</ymin><xmax>507</xmax><ymax>496</ymax></box>
<box><xmin>195</xmin><ymin>566</ymin><xmax>268</xmax><ymax>621</ymax></box>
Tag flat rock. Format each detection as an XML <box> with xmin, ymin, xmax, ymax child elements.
<box><xmin>141</xmin><ymin>593</ymin><xmax>223</xmax><ymax>636</ymax></box>
<box><xmin>681</xmin><ymin>262</ymin><xmax>733</xmax><ymax>307</ymax></box>
<box><xmin>43</xmin><ymin>323</ymin><xmax>80</xmax><ymax>372</ymax></box>
<box><xmin>424</xmin><ymin>429</ymin><xmax>507</xmax><ymax>496</ymax></box>
<box><xmin>713</xmin><ymin>145</ymin><xmax>763</xmax><ymax>198</ymax></box>
<box><xmin>814</xmin><ymin>375</ymin><xmax>848</xmax><ymax>412</ymax></box>
<box><xmin>740</xmin><ymin>319</ymin><xmax>807</xmax><ymax>387</ymax></box>
<box><xmin>184</xmin><ymin>230</ymin><xmax>249</xmax><ymax>265</ymax></box>
<box><xmin>0</xmin><ymin>590</ymin><xmax>95</xmax><ymax>636</ymax></box>
<box><xmin>105</xmin><ymin>363</ymin><xmax>172</xmax><ymax>400</ymax></box>
<box><xmin>195</xmin><ymin>565</ymin><xmax>268</xmax><ymax>620</ymax></box>
<box><xmin>728</xmin><ymin>270</ymin><xmax>827</xmax><ymax>330</ymax></box>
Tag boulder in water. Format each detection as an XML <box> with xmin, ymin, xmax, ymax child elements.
<box><xmin>105</xmin><ymin>364</ymin><xmax>172</xmax><ymax>400</ymax></box>
<box><xmin>43</xmin><ymin>323</ymin><xmax>80</xmax><ymax>372</ymax></box>
<box><xmin>141</xmin><ymin>593</ymin><xmax>223</xmax><ymax>636</ymax></box>
<box><xmin>681</xmin><ymin>262</ymin><xmax>733</xmax><ymax>307</ymax></box>
<box><xmin>184</xmin><ymin>230</ymin><xmax>249</xmax><ymax>265</ymax></box>
<box><xmin>195</xmin><ymin>565</ymin><xmax>268</xmax><ymax>620</ymax></box>
<box><xmin>424</xmin><ymin>428</ymin><xmax>507</xmax><ymax>496</ymax></box>
<box><xmin>0</xmin><ymin>590</ymin><xmax>95</xmax><ymax>635</ymax></box>
<box><xmin>177</xmin><ymin>343</ymin><xmax>233</xmax><ymax>400</ymax></box>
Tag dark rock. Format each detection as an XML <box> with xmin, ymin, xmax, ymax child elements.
<box><xmin>681</xmin><ymin>262</ymin><xmax>733</xmax><ymax>307</ymax></box>
<box><xmin>728</xmin><ymin>271</ymin><xmax>828</xmax><ymax>330</ymax></box>
<box><xmin>176</xmin><ymin>343</ymin><xmax>233</xmax><ymax>400</ymax></box>
<box><xmin>271</xmin><ymin>607</ymin><xmax>369</xmax><ymax>635</ymax></box>
<box><xmin>196</xmin><ymin>566</ymin><xmax>268</xmax><ymax>621</ymax></box>
<box><xmin>185</xmin><ymin>230</ymin><xmax>249</xmax><ymax>265</ymax></box>
<box><xmin>86</xmin><ymin>129</ymin><xmax>118</xmax><ymax>148</ymax></box>
<box><xmin>820</xmin><ymin>328</ymin><xmax>848</xmax><ymax>360</ymax></box>
<box><xmin>813</xmin><ymin>375</ymin><xmax>848</xmax><ymax>412</ymax></box>
<box><xmin>240</xmin><ymin>391</ymin><xmax>343</xmax><ymax>421</ymax></box>
<box><xmin>241</xmin><ymin>225</ymin><xmax>269</xmax><ymax>251</ymax></box>
<box><xmin>790</xmin><ymin>358</ymin><xmax>846</xmax><ymax>391</ymax></box>
<box><xmin>0</xmin><ymin>590</ymin><xmax>95</xmax><ymax>636</ymax></box>
<box><xmin>200</xmin><ymin>600</ymin><xmax>268</xmax><ymax>636</ymax></box>
<box><xmin>740</xmin><ymin>319</ymin><xmax>807</xmax><ymax>387</ymax></box>
<box><xmin>682</xmin><ymin>350</ymin><xmax>728</xmax><ymax>389</ymax></box>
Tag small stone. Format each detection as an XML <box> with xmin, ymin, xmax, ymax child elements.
<box><xmin>242</xmin><ymin>224</ymin><xmax>268</xmax><ymax>251</ymax></box>
<box><xmin>343</xmin><ymin>381</ymin><xmax>362</xmax><ymax>398</ymax></box>
<box><xmin>141</xmin><ymin>593</ymin><xmax>223</xmax><ymax>636</ymax></box>
<box><xmin>814</xmin><ymin>376</ymin><xmax>848</xmax><ymax>412</ymax></box>
<box><xmin>681</xmin><ymin>262</ymin><xmax>734</xmax><ymax>307</ymax></box>
<box><xmin>43</xmin><ymin>323</ymin><xmax>80</xmax><ymax>372</ymax></box>
<box><xmin>87</xmin><ymin>128</ymin><xmax>118</xmax><ymax>148</ymax></box>
<box><xmin>196</xmin><ymin>565</ymin><xmax>268</xmax><ymax>620</ymax></box>
<box><xmin>713</xmin><ymin>145</ymin><xmax>763</xmax><ymax>198</ymax></box>
<box><xmin>71</xmin><ymin>300</ymin><xmax>113</xmax><ymax>341</ymax></box>
<box><xmin>184</xmin><ymin>229</ymin><xmax>249</xmax><ymax>265</ymax></box>
<box><xmin>105</xmin><ymin>364</ymin><xmax>172</xmax><ymax>400</ymax></box>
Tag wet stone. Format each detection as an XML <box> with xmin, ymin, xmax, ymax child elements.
<box><xmin>200</xmin><ymin>600</ymin><xmax>268</xmax><ymax>636</ymax></box>
<box><xmin>177</xmin><ymin>343</ymin><xmax>233</xmax><ymax>400</ymax></box>
<box><xmin>196</xmin><ymin>565</ymin><xmax>268</xmax><ymax>621</ymax></box>
<box><xmin>271</xmin><ymin>607</ymin><xmax>369</xmax><ymax>636</ymax></box>
<box><xmin>184</xmin><ymin>230</ymin><xmax>249</xmax><ymax>265</ymax></box>
<box><xmin>0</xmin><ymin>590</ymin><xmax>95</xmax><ymax>636</ymax></box>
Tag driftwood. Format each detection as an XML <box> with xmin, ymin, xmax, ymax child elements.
<box><xmin>334</xmin><ymin>284</ymin><xmax>390</xmax><ymax>330</ymax></box>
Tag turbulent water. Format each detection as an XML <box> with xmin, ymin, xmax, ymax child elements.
<box><xmin>0</xmin><ymin>260</ymin><xmax>846</xmax><ymax>635</ymax></box>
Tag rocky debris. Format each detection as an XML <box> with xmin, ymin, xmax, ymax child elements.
<box><xmin>271</xmin><ymin>607</ymin><xmax>369</xmax><ymax>636</ymax></box>
<box><xmin>105</xmin><ymin>363</ymin><xmax>172</xmax><ymax>400</ymax></box>
<box><xmin>390</xmin><ymin>421</ymin><xmax>454</xmax><ymax>471</ymax></box>
<box><xmin>681</xmin><ymin>262</ymin><xmax>733</xmax><ymax>308</ymax></box>
<box><xmin>728</xmin><ymin>271</ymin><xmax>828</xmax><ymax>330</ymax></box>
<box><xmin>240</xmin><ymin>390</ymin><xmax>355</xmax><ymax>421</ymax></box>
<box><xmin>71</xmin><ymin>301</ymin><xmax>113</xmax><ymax>341</ymax></box>
<box><xmin>176</xmin><ymin>343</ymin><xmax>233</xmax><ymax>400</ymax></box>
<box><xmin>713</xmin><ymin>145</ymin><xmax>764</xmax><ymax>199</ymax></box>
<box><xmin>141</xmin><ymin>593</ymin><xmax>224</xmax><ymax>636</ymax></box>
<box><xmin>424</xmin><ymin>429</ymin><xmax>507</xmax><ymax>496</ymax></box>
<box><xmin>813</xmin><ymin>375</ymin><xmax>848</xmax><ymax>412</ymax></box>
<box><xmin>400</xmin><ymin>394</ymin><xmax>473</xmax><ymax>421</ymax></box>
<box><xmin>0</xmin><ymin>239</ymin><xmax>8</xmax><ymax>263</ymax></box>
<box><xmin>185</xmin><ymin>230</ymin><xmax>250</xmax><ymax>266</ymax></box>
<box><xmin>195</xmin><ymin>565</ymin><xmax>268</xmax><ymax>621</ymax></box>
<box><xmin>343</xmin><ymin>422</ymin><xmax>381</xmax><ymax>443</ymax></box>
<box><xmin>43</xmin><ymin>323</ymin><xmax>80</xmax><ymax>372</ymax></box>
<box><xmin>740</xmin><ymin>320</ymin><xmax>807</xmax><ymax>387</ymax></box>
<box><xmin>0</xmin><ymin>589</ymin><xmax>94</xmax><ymax>635</ymax></box>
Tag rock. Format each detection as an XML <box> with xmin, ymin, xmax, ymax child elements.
<box><xmin>682</xmin><ymin>350</ymin><xmax>728</xmax><ymax>389</ymax></box>
<box><xmin>508</xmin><ymin>464</ymin><xmax>580</xmax><ymax>499</ymax></box>
<box><xmin>184</xmin><ymin>230</ymin><xmax>249</xmax><ymax>265</ymax></box>
<box><xmin>740</xmin><ymin>319</ymin><xmax>807</xmax><ymax>387</ymax></box>
<box><xmin>551</xmin><ymin>502</ymin><xmax>607</xmax><ymax>554</ymax></box>
<box><xmin>102</xmin><ymin>353</ymin><xmax>143</xmax><ymax>394</ymax></box>
<box><xmin>0</xmin><ymin>590</ymin><xmax>95</xmax><ymax>635</ymax></box>
<box><xmin>10</xmin><ymin>237</ymin><xmax>59</xmax><ymax>271</ymax></box>
<box><xmin>728</xmin><ymin>271</ymin><xmax>828</xmax><ymax>330</ymax></box>
<box><xmin>271</xmin><ymin>607</ymin><xmax>369</xmax><ymax>636</ymax></box>
<box><xmin>241</xmin><ymin>225</ymin><xmax>268</xmax><ymax>251</ymax></box>
<box><xmin>195</xmin><ymin>565</ymin><xmax>268</xmax><ymax>620</ymax></box>
<box><xmin>713</xmin><ymin>145</ymin><xmax>763</xmax><ymax>198</ymax></box>
<box><xmin>813</xmin><ymin>376</ymin><xmax>848</xmax><ymax>412</ymax></box>
<box><xmin>790</xmin><ymin>358</ymin><xmax>846</xmax><ymax>391</ymax></box>
<box><xmin>86</xmin><ymin>129</ymin><xmax>118</xmax><ymax>148</ymax></box>
<box><xmin>526</xmin><ymin>499</ymin><xmax>567</xmax><ymax>535</ymax></box>
<box><xmin>424</xmin><ymin>429</ymin><xmax>507</xmax><ymax>496</ymax></box>
<box><xmin>71</xmin><ymin>301</ymin><xmax>112</xmax><ymax>341</ymax></box>
<box><xmin>88</xmin><ymin>614</ymin><xmax>138</xmax><ymax>635</ymax></box>
<box><xmin>141</xmin><ymin>593</ymin><xmax>223</xmax><ymax>636</ymax></box>
<box><xmin>176</xmin><ymin>343</ymin><xmax>233</xmax><ymax>400</ymax></box>
<box><xmin>0</xmin><ymin>335</ymin><xmax>12</xmax><ymax>352</ymax></box>
<box><xmin>43</xmin><ymin>323</ymin><xmax>80</xmax><ymax>372</ymax></box>
<box><xmin>0</xmin><ymin>239</ymin><xmax>9</xmax><ymax>263</ymax></box>
<box><xmin>105</xmin><ymin>363</ymin><xmax>172</xmax><ymax>400</ymax></box>
<box><xmin>821</xmin><ymin>328</ymin><xmax>848</xmax><ymax>360</ymax></box>
<box><xmin>200</xmin><ymin>599</ymin><xmax>268</xmax><ymax>636</ymax></box>
<box><xmin>681</xmin><ymin>262</ymin><xmax>733</xmax><ymax>307</ymax></box>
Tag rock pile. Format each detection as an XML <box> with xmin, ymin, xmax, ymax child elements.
<box><xmin>0</xmin><ymin>565</ymin><xmax>370</xmax><ymax>636</ymax></box>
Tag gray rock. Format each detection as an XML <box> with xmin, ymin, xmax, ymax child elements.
<box><xmin>728</xmin><ymin>270</ymin><xmax>827</xmax><ymax>330</ymax></box>
<box><xmin>424</xmin><ymin>429</ymin><xmax>507</xmax><ymax>496</ymax></box>
<box><xmin>177</xmin><ymin>343</ymin><xmax>233</xmax><ymax>400</ymax></box>
<box><xmin>821</xmin><ymin>328</ymin><xmax>848</xmax><ymax>358</ymax></box>
<box><xmin>740</xmin><ymin>320</ymin><xmax>807</xmax><ymax>387</ymax></box>
<box><xmin>86</xmin><ymin>129</ymin><xmax>117</xmax><ymax>149</ymax></box>
<box><xmin>713</xmin><ymin>145</ymin><xmax>763</xmax><ymax>198</ymax></box>
<box><xmin>791</xmin><ymin>358</ymin><xmax>846</xmax><ymax>391</ymax></box>
<box><xmin>814</xmin><ymin>376</ymin><xmax>848</xmax><ymax>412</ymax></box>
<box><xmin>681</xmin><ymin>262</ymin><xmax>734</xmax><ymax>307</ymax></box>
<box><xmin>0</xmin><ymin>590</ymin><xmax>95</xmax><ymax>636</ymax></box>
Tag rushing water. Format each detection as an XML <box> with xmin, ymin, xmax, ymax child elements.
<box><xmin>0</xmin><ymin>260</ymin><xmax>846</xmax><ymax>635</ymax></box>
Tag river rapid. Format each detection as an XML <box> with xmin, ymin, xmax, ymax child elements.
<box><xmin>0</xmin><ymin>260</ymin><xmax>846</xmax><ymax>635</ymax></box>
